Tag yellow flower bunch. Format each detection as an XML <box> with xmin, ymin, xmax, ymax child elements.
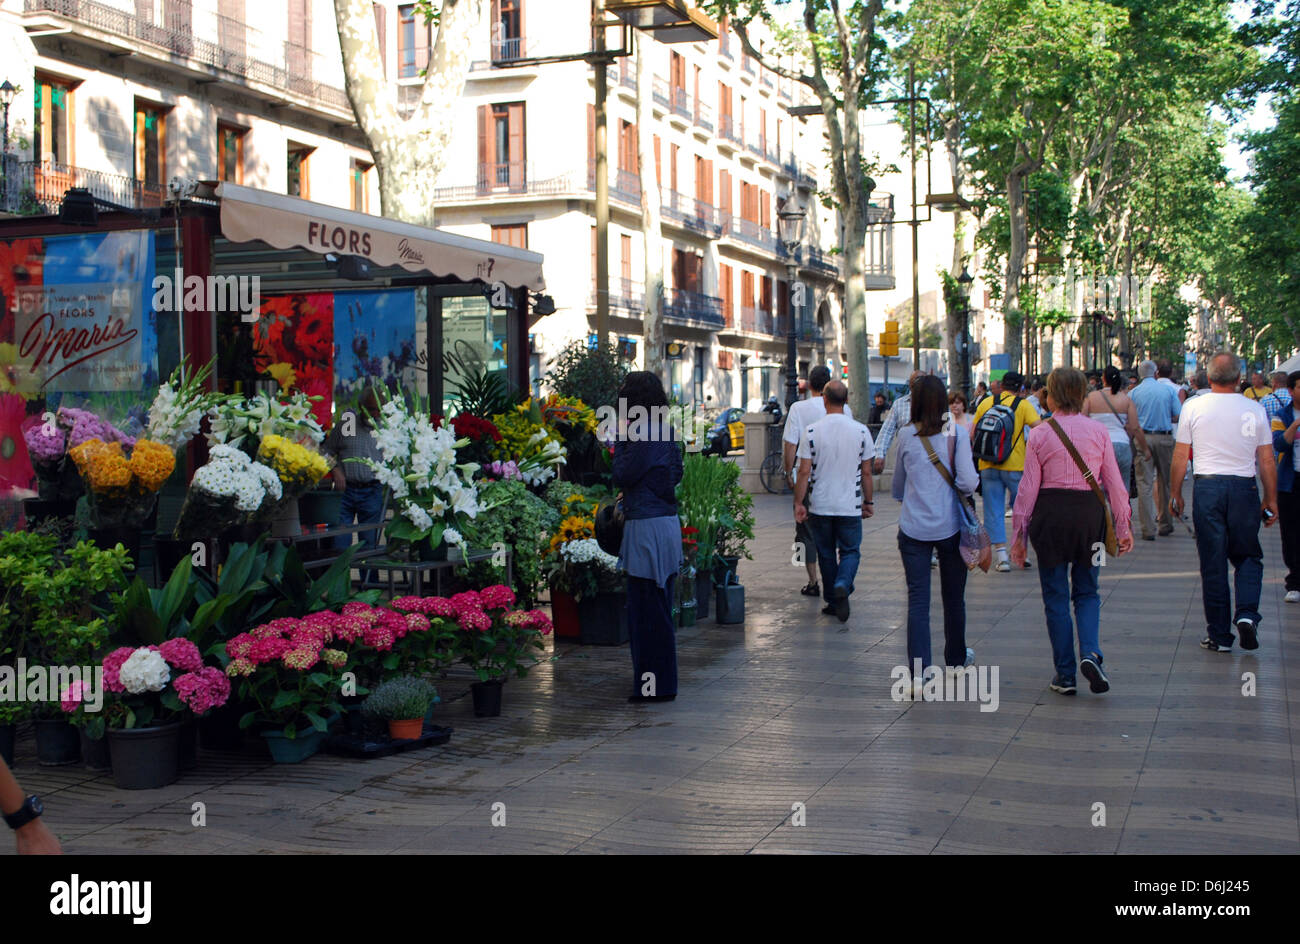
<box><xmin>128</xmin><ymin>439</ymin><xmax>176</xmax><ymax>493</ymax></box>
<box><xmin>490</xmin><ymin>409</ymin><xmax>559</xmax><ymax>462</ymax></box>
<box><xmin>559</xmin><ymin>493</ymin><xmax>599</xmax><ymax>520</ymax></box>
<box><xmin>547</xmin><ymin>515</ymin><xmax>594</xmax><ymax>555</ymax></box>
<box><xmin>258</xmin><ymin>433</ymin><xmax>330</xmax><ymax>488</ymax></box>
<box><xmin>69</xmin><ymin>440</ymin><xmax>131</xmax><ymax>494</ymax></box>
<box><xmin>539</xmin><ymin>395</ymin><xmax>598</xmax><ymax>434</ymax></box>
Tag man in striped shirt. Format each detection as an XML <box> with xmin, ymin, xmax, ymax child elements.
<box><xmin>1260</xmin><ymin>371</ymin><xmax>1290</xmax><ymax>420</ymax></box>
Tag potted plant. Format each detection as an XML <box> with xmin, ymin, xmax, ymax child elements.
<box><xmin>361</xmin><ymin>676</ymin><xmax>437</xmax><ymax>740</ymax></box>
<box><xmin>461</xmin><ymin>478</ymin><xmax>559</xmax><ymax>607</ymax></box>
<box><xmin>713</xmin><ymin>460</ymin><xmax>755</xmax><ymax>582</ymax></box>
<box><xmin>60</xmin><ymin>681</ymin><xmax>110</xmax><ymax>772</ymax></box>
<box><xmin>450</xmin><ymin>586</ymin><xmax>553</xmax><ymax>716</ymax></box>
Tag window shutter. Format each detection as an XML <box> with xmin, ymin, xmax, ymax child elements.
<box><xmin>414</xmin><ymin>8</ymin><xmax>430</xmax><ymax>71</ymax></box>
<box><xmin>761</xmin><ymin>191</ymin><xmax>770</xmax><ymax>230</ymax></box>
<box><xmin>373</xmin><ymin>3</ymin><xmax>387</xmax><ymax>75</ymax></box>
<box><xmin>477</xmin><ymin>105</ymin><xmax>489</xmax><ymax>189</ymax></box>
<box><xmin>670</xmin><ymin>143</ymin><xmax>678</xmax><ymax>194</ymax></box>
<box><xmin>654</xmin><ymin>135</ymin><xmax>661</xmax><ymax>187</ymax></box>
<box><xmin>508</xmin><ymin>102</ymin><xmax>525</xmax><ymax>187</ymax></box>
<box><xmin>705</xmin><ymin>160</ymin><xmax>713</xmax><ymax>203</ymax></box>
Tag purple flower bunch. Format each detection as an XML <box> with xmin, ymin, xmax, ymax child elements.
<box><xmin>60</xmin><ymin>407</ymin><xmax>136</xmax><ymax>449</ymax></box>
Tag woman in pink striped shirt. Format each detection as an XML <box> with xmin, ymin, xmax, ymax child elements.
<box><xmin>1011</xmin><ymin>367</ymin><xmax>1134</xmax><ymax>696</ymax></box>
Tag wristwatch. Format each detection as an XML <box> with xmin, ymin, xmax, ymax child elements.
<box><xmin>3</xmin><ymin>795</ymin><xmax>43</xmax><ymax>830</ymax></box>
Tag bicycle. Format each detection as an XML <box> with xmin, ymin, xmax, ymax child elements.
<box><xmin>759</xmin><ymin>423</ymin><xmax>791</xmax><ymax>494</ymax></box>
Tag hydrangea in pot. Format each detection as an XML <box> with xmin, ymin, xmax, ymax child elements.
<box><xmin>448</xmin><ymin>585</ymin><xmax>553</xmax><ymax>717</ymax></box>
<box><xmin>361</xmin><ymin>676</ymin><xmax>437</xmax><ymax>741</ymax></box>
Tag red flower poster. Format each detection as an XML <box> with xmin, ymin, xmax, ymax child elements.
<box><xmin>252</xmin><ymin>293</ymin><xmax>334</xmax><ymax>429</ymax></box>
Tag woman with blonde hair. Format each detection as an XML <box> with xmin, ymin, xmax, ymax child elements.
<box><xmin>1012</xmin><ymin>367</ymin><xmax>1134</xmax><ymax>695</ymax></box>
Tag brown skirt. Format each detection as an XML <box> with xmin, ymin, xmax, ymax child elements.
<box><xmin>1028</xmin><ymin>488</ymin><xmax>1106</xmax><ymax>570</ymax></box>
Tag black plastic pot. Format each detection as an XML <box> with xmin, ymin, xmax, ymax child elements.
<box><xmin>470</xmin><ymin>680</ymin><xmax>504</xmax><ymax>718</ymax></box>
<box><xmin>22</xmin><ymin>497</ymin><xmax>77</xmax><ymax>525</ymax></box>
<box><xmin>713</xmin><ymin>555</ymin><xmax>741</xmax><ymax>584</ymax></box>
<box><xmin>79</xmin><ymin>729</ymin><xmax>111</xmax><ymax>772</ymax></box>
<box><xmin>108</xmin><ymin>723</ymin><xmax>181</xmax><ymax>789</ymax></box>
<box><xmin>198</xmin><ymin>701</ymin><xmax>246</xmax><ymax>751</ymax></box>
<box><xmin>0</xmin><ymin>724</ymin><xmax>15</xmax><ymax>767</ymax></box>
<box><xmin>34</xmin><ymin>718</ymin><xmax>81</xmax><ymax>766</ymax></box>
<box><xmin>576</xmin><ymin>590</ymin><xmax>630</xmax><ymax>645</ymax></box>
<box><xmin>89</xmin><ymin>526</ymin><xmax>142</xmax><ymax>565</ymax></box>
<box><xmin>178</xmin><ymin>719</ymin><xmax>198</xmax><ymax>769</ymax></box>
<box><xmin>153</xmin><ymin>537</ymin><xmax>190</xmax><ymax>585</ymax></box>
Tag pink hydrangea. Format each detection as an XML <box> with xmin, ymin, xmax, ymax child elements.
<box><xmin>225</xmin><ymin>658</ymin><xmax>254</xmax><ymax>678</ymax></box>
<box><xmin>158</xmin><ymin>638</ymin><xmax>203</xmax><ymax>672</ymax></box>
<box><xmin>225</xmin><ymin>633</ymin><xmax>255</xmax><ymax>660</ymax></box>
<box><xmin>404</xmin><ymin>613</ymin><xmax>431</xmax><ymax>634</ymax></box>
<box><xmin>526</xmin><ymin>609</ymin><xmax>554</xmax><ymax>636</ymax></box>
<box><xmin>479</xmin><ymin>585</ymin><xmax>516</xmax><ymax>609</ymax></box>
<box><xmin>60</xmin><ymin>680</ymin><xmax>90</xmax><ymax>713</ymax></box>
<box><xmin>362</xmin><ymin>623</ymin><xmax>396</xmax><ymax>651</ymax></box>
<box><xmin>458</xmin><ymin>608</ymin><xmax>491</xmax><ymax>633</ymax></box>
<box><xmin>321</xmin><ymin>648</ymin><xmax>347</xmax><ymax>668</ymax></box>
<box><xmin>282</xmin><ymin>648</ymin><xmax>320</xmax><ymax>671</ymax></box>
<box><xmin>101</xmin><ymin>647</ymin><xmax>136</xmax><ymax>694</ymax></box>
<box><xmin>332</xmin><ymin>616</ymin><xmax>368</xmax><ymax>643</ymax></box>
<box><xmin>341</xmin><ymin>602</ymin><xmax>380</xmax><ymax>623</ymax></box>
<box><xmin>390</xmin><ymin>596</ymin><xmax>429</xmax><ymax>613</ymax></box>
<box><xmin>248</xmin><ymin>637</ymin><xmax>293</xmax><ymax>665</ymax></box>
<box><xmin>449</xmin><ymin>590</ymin><xmax>483</xmax><ymax>613</ymax></box>
<box><xmin>173</xmin><ymin>667</ymin><xmax>231</xmax><ymax>714</ymax></box>
<box><xmin>425</xmin><ymin>597</ymin><xmax>457</xmax><ymax>619</ymax></box>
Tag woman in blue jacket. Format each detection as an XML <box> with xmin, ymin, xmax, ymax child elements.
<box><xmin>612</xmin><ymin>372</ymin><xmax>684</xmax><ymax>702</ymax></box>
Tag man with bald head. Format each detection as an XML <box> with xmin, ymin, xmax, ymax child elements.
<box><xmin>794</xmin><ymin>380</ymin><xmax>875</xmax><ymax>622</ymax></box>
<box><xmin>1170</xmin><ymin>352</ymin><xmax>1277</xmax><ymax>652</ymax></box>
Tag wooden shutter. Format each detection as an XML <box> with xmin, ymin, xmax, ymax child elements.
<box><xmin>670</xmin><ymin>143</ymin><xmax>678</xmax><ymax>194</ymax></box>
<box><xmin>741</xmin><ymin>270</ymin><xmax>754</xmax><ymax>311</ymax></box>
<box><xmin>414</xmin><ymin>8</ymin><xmax>430</xmax><ymax>71</ymax></box>
<box><xmin>694</xmin><ymin>155</ymin><xmax>706</xmax><ymax>201</ymax></box>
<box><xmin>477</xmin><ymin>105</ymin><xmax>489</xmax><ymax>190</ymax></box>
<box><xmin>620</xmin><ymin>234</ymin><xmax>632</xmax><ymax>284</ymax></box>
<box><xmin>373</xmin><ymin>3</ymin><xmax>387</xmax><ymax>75</ymax></box>
<box><xmin>761</xmin><ymin>276</ymin><xmax>772</xmax><ymax>314</ymax></box>
<box><xmin>508</xmin><ymin>102</ymin><xmax>525</xmax><ymax>188</ymax></box>
<box><xmin>654</xmin><ymin>135</ymin><xmax>661</xmax><ymax>186</ymax></box>
<box><xmin>704</xmin><ymin>159</ymin><xmax>713</xmax><ymax>203</ymax></box>
<box><xmin>760</xmin><ymin>191</ymin><xmax>770</xmax><ymax>229</ymax></box>
<box><xmin>719</xmin><ymin>264</ymin><xmax>733</xmax><ymax>325</ymax></box>
<box><xmin>719</xmin><ymin>168</ymin><xmax>731</xmax><ymax>215</ymax></box>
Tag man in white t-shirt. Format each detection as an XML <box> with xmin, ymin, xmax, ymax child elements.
<box><xmin>793</xmin><ymin>381</ymin><xmax>874</xmax><ymax>622</ymax></box>
<box><xmin>1170</xmin><ymin>352</ymin><xmax>1278</xmax><ymax>653</ymax></box>
<box><xmin>783</xmin><ymin>365</ymin><xmax>853</xmax><ymax>597</ymax></box>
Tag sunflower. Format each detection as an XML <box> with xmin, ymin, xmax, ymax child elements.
<box><xmin>266</xmin><ymin>362</ymin><xmax>297</xmax><ymax>391</ymax></box>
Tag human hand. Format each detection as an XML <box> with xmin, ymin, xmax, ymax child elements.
<box><xmin>15</xmin><ymin>818</ymin><xmax>62</xmax><ymax>855</ymax></box>
<box><xmin>1264</xmin><ymin>500</ymin><xmax>1279</xmax><ymax>527</ymax></box>
<box><xmin>861</xmin><ymin>503</ymin><xmax>874</xmax><ymax>519</ymax></box>
<box><xmin>1117</xmin><ymin>534</ymin><xmax>1134</xmax><ymax>555</ymax></box>
<box><xmin>1009</xmin><ymin>538</ymin><xmax>1027</xmax><ymax>568</ymax></box>
<box><xmin>794</xmin><ymin>503</ymin><xmax>808</xmax><ymax>524</ymax></box>
<box><xmin>1170</xmin><ymin>494</ymin><xmax>1184</xmax><ymax>518</ymax></box>
<box><xmin>872</xmin><ymin>458</ymin><xmax>884</xmax><ymax>475</ymax></box>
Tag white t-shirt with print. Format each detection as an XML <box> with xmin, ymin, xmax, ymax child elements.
<box><xmin>796</xmin><ymin>412</ymin><xmax>874</xmax><ymax>516</ymax></box>
<box><xmin>1174</xmin><ymin>392</ymin><xmax>1269</xmax><ymax>478</ymax></box>
<box><xmin>783</xmin><ymin>396</ymin><xmax>854</xmax><ymax>446</ymax></box>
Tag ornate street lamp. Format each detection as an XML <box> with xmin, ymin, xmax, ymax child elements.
<box><xmin>957</xmin><ymin>266</ymin><xmax>974</xmax><ymax>403</ymax></box>
<box><xmin>777</xmin><ymin>202</ymin><xmax>806</xmax><ymax>408</ymax></box>
<box><xmin>0</xmin><ymin>80</ymin><xmax>17</xmax><ymax>209</ymax></box>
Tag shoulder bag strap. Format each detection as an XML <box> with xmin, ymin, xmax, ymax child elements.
<box><xmin>1099</xmin><ymin>391</ymin><xmax>1126</xmax><ymax>425</ymax></box>
<box><xmin>919</xmin><ymin>427</ymin><xmax>960</xmax><ymax>494</ymax></box>
<box><xmin>1045</xmin><ymin>417</ymin><xmax>1109</xmax><ymax>510</ymax></box>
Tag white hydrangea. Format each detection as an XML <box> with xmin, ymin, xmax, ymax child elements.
<box><xmin>119</xmin><ymin>648</ymin><xmax>171</xmax><ymax>694</ymax></box>
<box><xmin>560</xmin><ymin>539</ymin><xmax>622</xmax><ymax>571</ymax></box>
<box><xmin>404</xmin><ymin>502</ymin><xmax>433</xmax><ymax>531</ymax></box>
<box><xmin>444</xmin><ymin>527</ymin><xmax>463</xmax><ymax>546</ymax></box>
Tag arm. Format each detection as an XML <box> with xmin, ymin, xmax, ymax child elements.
<box><xmin>873</xmin><ymin>400</ymin><xmax>902</xmax><ymax>471</ymax></box>
<box><xmin>1081</xmin><ymin>395</ymin><xmax>1093</xmax><ymax>416</ymax></box>
<box><xmin>1099</xmin><ymin>436</ymin><xmax>1134</xmax><ymax>549</ymax></box>
<box><xmin>1169</xmin><ymin>442</ymin><xmax>1190</xmax><ymax>518</ymax></box>
<box><xmin>1281</xmin><ymin>413</ymin><xmax>1300</xmax><ymax>447</ymax></box>
<box><xmin>1128</xmin><ymin>400</ymin><xmax>1151</xmax><ymax>456</ymax></box>
<box><xmin>783</xmin><ymin>439</ymin><xmax>798</xmax><ymax>484</ymax></box>
<box><xmin>2</xmin><ymin>758</ymin><xmax>61</xmax><ymax>855</ymax></box>
<box><xmin>1169</xmin><ymin>387</ymin><xmax>1182</xmax><ymax>421</ymax></box>
<box><xmin>861</xmin><ymin>459</ymin><xmax>875</xmax><ymax>517</ymax></box>
<box><xmin>1010</xmin><ymin>434</ymin><xmax>1043</xmax><ymax>561</ymax></box>
<box><xmin>792</xmin><ymin>457</ymin><xmax>813</xmax><ymax>522</ymax></box>
<box><xmin>1258</xmin><ymin>443</ymin><xmax>1279</xmax><ymax>523</ymax></box>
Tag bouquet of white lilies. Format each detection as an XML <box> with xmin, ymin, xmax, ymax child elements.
<box><xmin>206</xmin><ymin>391</ymin><xmax>325</xmax><ymax>456</ymax></box>
<box><xmin>146</xmin><ymin>359</ymin><xmax>223</xmax><ymax>453</ymax></box>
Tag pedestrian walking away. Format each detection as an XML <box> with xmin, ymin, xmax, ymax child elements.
<box><xmin>1130</xmin><ymin>359</ymin><xmax>1181</xmax><ymax>539</ymax></box>
<box><xmin>1082</xmin><ymin>365</ymin><xmax>1151</xmax><ymax>511</ymax></box>
<box><xmin>971</xmin><ymin>370</ymin><xmax>1042</xmax><ymax>570</ymax></box>
<box><xmin>1269</xmin><ymin>371</ymin><xmax>1300</xmax><ymax>603</ymax></box>
<box><xmin>891</xmin><ymin>376</ymin><xmax>979</xmax><ymax>697</ymax></box>
<box><xmin>783</xmin><ymin>365</ymin><xmax>853</xmax><ymax>598</ymax></box>
<box><xmin>793</xmin><ymin>381</ymin><xmax>875</xmax><ymax>622</ymax></box>
<box><xmin>1260</xmin><ymin>371</ymin><xmax>1290</xmax><ymax>420</ymax></box>
<box><xmin>613</xmin><ymin>371</ymin><xmax>684</xmax><ymax>702</ymax></box>
<box><xmin>1012</xmin><ymin>367</ymin><xmax>1134</xmax><ymax>696</ymax></box>
<box><xmin>1169</xmin><ymin>352</ymin><xmax>1277</xmax><ymax>653</ymax></box>
<box><xmin>872</xmin><ymin>370</ymin><xmax>922</xmax><ymax>475</ymax></box>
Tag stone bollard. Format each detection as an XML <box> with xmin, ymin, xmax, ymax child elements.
<box><xmin>740</xmin><ymin>412</ymin><xmax>778</xmax><ymax>493</ymax></box>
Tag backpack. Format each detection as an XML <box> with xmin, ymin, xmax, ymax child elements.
<box><xmin>972</xmin><ymin>395</ymin><xmax>1025</xmax><ymax>464</ymax></box>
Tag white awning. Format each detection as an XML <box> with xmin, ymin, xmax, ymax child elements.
<box><xmin>215</xmin><ymin>183</ymin><xmax>545</xmax><ymax>292</ymax></box>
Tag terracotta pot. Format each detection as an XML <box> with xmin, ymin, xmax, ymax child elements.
<box><xmin>387</xmin><ymin>718</ymin><xmax>424</xmax><ymax>740</ymax></box>
<box><xmin>549</xmin><ymin>587</ymin><xmax>581</xmax><ymax>639</ymax></box>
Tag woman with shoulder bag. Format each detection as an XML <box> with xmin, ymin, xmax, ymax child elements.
<box><xmin>891</xmin><ymin>376</ymin><xmax>980</xmax><ymax>699</ymax></box>
<box><xmin>1012</xmin><ymin>367</ymin><xmax>1134</xmax><ymax>696</ymax></box>
<box><xmin>1082</xmin><ymin>365</ymin><xmax>1150</xmax><ymax>504</ymax></box>
<box><xmin>612</xmin><ymin>372</ymin><xmax>684</xmax><ymax>704</ymax></box>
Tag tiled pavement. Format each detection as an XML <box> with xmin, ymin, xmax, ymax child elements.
<box><xmin>5</xmin><ymin>483</ymin><xmax>1299</xmax><ymax>854</ymax></box>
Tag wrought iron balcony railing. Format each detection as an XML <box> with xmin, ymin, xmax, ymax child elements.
<box><xmin>0</xmin><ymin>158</ymin><xmax>165</xmax><ymax>215</ymax></box>
<box><xmin>665</xmin><ymin>289</ymin><xmax>724</xmax><ymax>329</ymax></box>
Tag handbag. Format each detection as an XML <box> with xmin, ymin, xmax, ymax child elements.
<box><xmin>919</xmin><ymin>428</ymin><xmax>992</xmax><ymax>572</ymax></box>
<box><xmin>594</xmin><ymin>493</ymin><xmax>625</xmax><ymax>557</ymax></box>
<box><xmin>1099</xmin><ymin>391</ymin><xmax>1138</xmax><ymax>499</ymax></box>
<box><xmin>1045</xmin><ymin>417</ymin><xmax>1119</xmax><ymax>558</ymax></box>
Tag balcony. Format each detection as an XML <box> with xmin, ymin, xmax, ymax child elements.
<box><xmin>694</xmin><ymin>100</ymin><xmax>714</xmax><ymax>132</ymax></box>
<box><xmin>737</xmin><ymin>305</ymin><xmax>773</xmax><ymax>335</ymax></box>
<box><xmin>23</xmin><ymin>0</ymin><xmax>349</xmax><ymax>113</ymax></box>
<box><xmin>798</xmin><ymin>161</ymin><xmax>819</xmax><ymax>189</ymax></box>
<box><xmin>742</xmin><ymin>56</ymin><xmax>756</xmax><ymax>76</ymax></box>
<box><xmin>671</xmin><ymin>86</ymin><xmax>692</xmax><ymax>120</ymax></box>
<box><xmin>491</xmin><ymin>35</ymin><xmax>524</xmax><ymax>64</ymax></box>
<box><xmin>719</xmin><ymin>115</ymin><xmax>741</xmax><ymax>147</ymax></box>
<box><xmin>778</xmin><ymin>81</ymin><xmax>792</xmax><ymax>102</ymax></box>
<box><xmin>652</xmin><ymin>76</ymin><xmax>670</xmax><ymax>108</ymax></box>
<box><xmin>745</xmin><ymin>136</ymin><xmax>765</xmax><ymax>160</ymax></box>
<box><xmin>729</xmin><ymin>216</ymin><xmax>779</xmax><ymax>253</ymax></box>
<box><xmin>1</xmin><ymin>159</ymin><xmax>164</xmax><ymax>215</ymax></box>
<box><xmin>661</xmin><ymin>190</ymin><xmax>721</xmax><ymax>237</ymax></box>
<box><xmin>665</xmin><ymin>289</ymin><xmax>725</xmax><ymax>329</ymax></box>
<box><xmin>802</xmin><ymin>245</ymin><xmax>840</xmax><ymax>276</ymax></box>
<box><xmin>761</xmin><ymin>71</ymin><xmax>774</xmax><ymax>90</ymax></box>
<box><xmin>434</xmin><ymin>162</ymin><xmax>587</xmax><ymax>202</ymax></box>
<box><xmin>589</xmin><ymin>279</ymin><xmax>645</xmax><ymax>313</ymax></box>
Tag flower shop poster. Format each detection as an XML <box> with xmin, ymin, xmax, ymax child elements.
<box><xmin>251</xmin><ymin>289</ymin><xmax>419</xmax><ymax>428</ymax></box>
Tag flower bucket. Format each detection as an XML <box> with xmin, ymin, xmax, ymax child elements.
<box><xmin>549</xmin><ymin>587</ymin><xmax>581</xmax><ymax>639</ymax></box>
<box><xmin>260</xmin><ymin>725</ymin><xmax>327</xmax><ymax>764</ymax></box>
<box><xmin>22</xmin><ymin>498</ymin><xmax>77</xmax><ymax>525</ymax></box>
<box><xmin>677</xmin><ymin>599</ymin><xmax>698</xmax><ymax>628</ymax></box>
<box><xmin>270</xmin><ymin>497</ymin><xmax>301</xmax><ymax>538</ymax></box>
<box><xmin>0</xmin><ymin>724</ymin><xmax>15</xmax><ymax>768</ymax></box>
<box><xmin>108</xmin><ymin>723</ymin><xmax>181</xmax><ymax>789</ymax></box>
<box><xmin>417</xmin><ymin>539</ymin><xmax>449</xmax><ymax>562</ymax></box>
<box><xmin>388</xmin><ymin>719</ymin><xmax>424</xmax><ymax>740</ymax></box>
<box><xmin>79</xmin><ymin>729</ymin><xmax>112</xmax><ymax>772</ymax></box>
<box><xmin>695</xmin><ymin>571</ymin><xmax>713</xmax><ymax>619</ymax></box>
<box><xmin>34</xmin><ymin>718</ymin><xmax>81</xmax><ymax>766</ymax></box>
<box><xmin>89</xmin><ymin>527</ymin><xmax>142</xmax><ymax>565</ymax></box>
<box><xmin>198</xmin><ymin>700</ymin><xmax>247</xmax><ymax>751</ymax></box>
<box><xmin>713</xmin><ymin>555</ymin><xmax>740</xmax><ymax>584</ymax></box>
<box><xmin>299</xmin><ymin>489</ymin><xmax>343</xmax><ymax>528</ymax></box>
<box><xmin>576</xmin><ymin>590</ymin><xmax>629</xmax><ymax>645</ymax></box>
<box><xmin>470</xmin><ymin>680</ymin><xmax>504</xmax><ymax>718</ymax></box>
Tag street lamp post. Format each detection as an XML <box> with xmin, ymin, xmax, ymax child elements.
<box><xmin>0</xmin><ymin>81</ymin><xmax>17</xmax><ymax>210</ymax></box>
<box><xmin>777</xmin><ymin>203</ymin><xmax>806</xmax><ymax>409</ymax></box>
<box><xmin>957</xmin><ymin>266</ymin><xmax>974</xmax><ymax>404</ymax></box>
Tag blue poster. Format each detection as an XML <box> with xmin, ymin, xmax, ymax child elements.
<box><xmin>333</xmin><ymin>289</ymin><xmax>420</xmax><ymax>419</ymax></box>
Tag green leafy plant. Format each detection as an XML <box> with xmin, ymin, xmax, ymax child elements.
<box><xmin>462</xmin><ymin>478</ymin><xmax>560</xmax><ymax>605</ymax></box>
<box><xmin>443</xmin><ymin>347</ymin><xmax>520</xmax><ymax>417</ymax></box>
<box><xmin>361</xmin><ymin>676</ymin><xmax>436</xmax><ymax>722</ymax></box>
<box><xmin>713</xmin><ymin>460</ymin><xmax>756</xmax><ymax>563</ymax></box>
<box><xmin>675</xmin><ymin>453</ymin><xmax>729</xmax><ymax>573</ymax></box>
<box><xmin>544</xmin><ymin>339</ymin><xmax>629</xmax><ymax>410</ymax></box>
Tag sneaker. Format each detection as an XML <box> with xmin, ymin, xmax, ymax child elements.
<box><xmin>800</xmin><ymin>582</ymin><xmax>821</xmax><ymax>597</ymax></box>
<box><xmin>1005</xmin><ymin>507</ymin><xmax>1014</xmax><ymax>518</ymax></box>
<box><xmin>833</xmin><ymin>585</ymin><xmax>850</xmax><ymax>622</ymax></box>
<box><xmin>1200</xmin><ymin>637</ymin><xmax>1232</xmax><ymax>652</ymax></box>
<box><xmin>1235</xmin><ymin>618</ymin><xmax>1259</xmax><ymax>651</ymax></box>
<box><xmin>1158</xmin><ymin>525</ymin><xmax>1175</xmax><ymax>536</ymax></box>
<box><xmin>931</xmin><ymin>550</ymin><xmax>939</xmax><ymax>568</ymax></box>
<box><xmin>821</xmin><ymin>605</ymin><xmax>836</xmax><ymax>617</ymax></box>
<box><xmin>995</xmin><ymin>559</ymin><xmax>1011</xmax><ymax>572</ymax></box>
<box><xmin>964</xmin><ymin>647</ymin><xmax>976</xmax><ymax>667</ymax></box>
<box><xmin>1080</xmin><ymin>656</ymin><xmax>1110</xmax><ymax>694</ymax></box>
<box><xmin>1286</xmin><ymin>591</ymin><xmax>1300</xmax><ymax>604</ymax></box>
<box><xmin>1050</xmin><ymin>675</ymin><xmax>1077</xmax><ymax>695</ymax></box>
<box><xmin>1142</xmin><ymin>535</ymin><xmax>1155</xmax><ymax>541</ymax></box>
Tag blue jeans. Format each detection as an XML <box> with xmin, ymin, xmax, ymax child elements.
<box><xmin>1038</xmin><ymin>561</ymin><xmax>1102</xmax><ymax>681</ymax></box>
<box><xmin>897</xmin><ymin>530</ymin><xmax>967</xmax><ymax>671</ymax></box>
<box><xmin>1112</xmin><ymin>440</ymin><xmax>1133</xmax><ymax>500</ymax></box>
<box><xmin>336</xmin><ymin>483</ymin><xmax>384</xmax><ymax>580</ymax></box>
<box><xmin>806</xmin><ymin>514</ymin><xmax>863</xmax><ymax>603</ymax></box>
<box><xmin>980</xmin><ymin>468</ymin><xmax>1022</xmax><ymax>545</ymax></box>
<box><xmin>1192</xmin><ymin>476</ymin><xmax>1263</xmax><ymax>646</ymax></box>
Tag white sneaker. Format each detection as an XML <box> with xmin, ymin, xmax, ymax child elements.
<box><xmin>1005</xmin><ymin>507</ymin><xmax>1014</xmax><ymax>518</ymax></box>
<box><xmin>995</xmin><ymin>558</ymin><xmax>1011</xmax><ymax>572</ymax></box>
<box><xmin>964</xmin><ymin>647</ymin><xmax>975</xmax><ymax>667</ymax></box>
<box><xmin>1286</xmin><ymin>591</ymin><xmax>1300</xmax><ymax>604</ymax></box>
<box><xmin>911</xmin><ymin>678</ymin><xmax>926</xmax><ymax>701</ymax></box>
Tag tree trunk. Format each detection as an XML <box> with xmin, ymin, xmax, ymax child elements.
<box><xmin>334</xmin><ymin>0</ymin><xmax>483</xmax><ymax>227</ymax></box>
<box><xmin>843</xmin><ymin>203</ymin><xmax>870</xmax><ymax>421</ymax></box>
<box><xmin>1004</xmin><ymin>169</ymin><xmax>1029</xmax><ymax>372</ymax></box>
<box><xmin>944</xmin><ymin>120</ymin><xmax>967</xmax><ymax>394</ymax></box>
<box><xmin>636</xmin><ymin>37</ymin><xmax>665</xmax><ymax>383</ymax></box>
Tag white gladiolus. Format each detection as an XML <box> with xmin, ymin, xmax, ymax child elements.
<box><xmin>444</xmin><ymin>528</ymin><xmax>463</xmax><ymax>545</ymax></box>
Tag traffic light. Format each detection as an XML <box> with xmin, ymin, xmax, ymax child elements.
<box><xmin>880</xmin><ymin>320</ymin><xmax>900</xmax><ymax>358</ymax></box>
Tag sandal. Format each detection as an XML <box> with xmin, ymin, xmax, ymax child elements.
<box><xmin>800</xmin><ymin>582</ymin><xmax>820</xmax><ymax>596</ymax></box>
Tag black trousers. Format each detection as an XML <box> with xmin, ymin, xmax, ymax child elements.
<box><xmin>1279</xmin><ymin>487</ymin><xmax>1300</xmax><ymax>592</ymax></box>
<box><xmin>627</xmin><ymin>574</ymin><xmax>678</xmax><ymax>696</ymax></box>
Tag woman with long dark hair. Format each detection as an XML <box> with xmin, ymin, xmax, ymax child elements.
<box><xmin>1082</xmin><ymin>364</ymin><xmax>1149</xmax><ymax>515</ymax></box>
<box><xmin>891</xmin><ymin>376</ymin><xmax>979</xmax><ymax>695</ymax></box>
<box><xmin>612</xmin><ymin>372</ymin><xmax>683</xmax><ymax>703</ymax></box>
<box><xmin>1012</xmin><ymin>367</ymin><xmax>1134</xmax><ymax>695</ymax></box>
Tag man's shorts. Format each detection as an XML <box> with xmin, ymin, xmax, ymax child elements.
<box><xmin>795</xmin><ymin>495</ymin><xmax>818</xmax><ymax>565</ymax></box>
